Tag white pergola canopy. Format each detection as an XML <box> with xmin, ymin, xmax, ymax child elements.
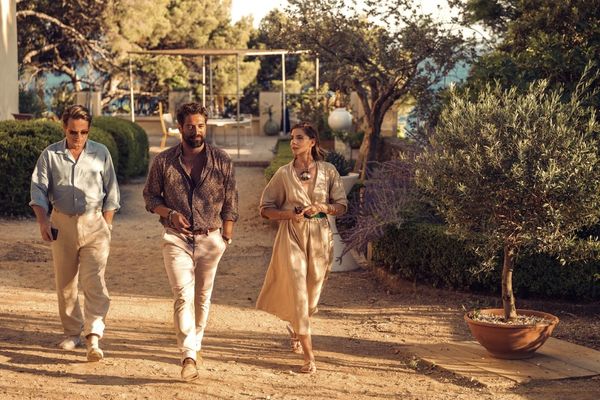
<box><xmin>127</xmin><ymin>48</ymin><xmax>319</xmax><ymax>157</ymax></box>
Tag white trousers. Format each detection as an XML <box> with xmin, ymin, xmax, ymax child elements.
<box><xmin>162</xmin><ymin>228</ymin><xmax>227</xmax><ymax>362</ymax></box>
<box><xmin>50</xmin><ymin>209</ymin><xmax>111</xmax><ymax>338</ymax></box>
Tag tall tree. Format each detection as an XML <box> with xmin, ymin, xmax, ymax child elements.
<box><xmin>277</xmin><ymin>0</ymin><xmax>472</xmax><ymax>177</ymax></box>
<box><xmin>451</xmin><ymin>0</ymin><xmax>600</xmax><ymax>105</ymax></box>
<box><xmin>103</xmin><ymin>0</ymin><xmax>259</xmax><ymax>107</ymax></box>
<box><xmin>17</xmin><ymin>0</ymin><xmax>259</xmax><ymax>109</ymax></box>
<box><xmin>17</xmin><ymin>0</ymin><xmax>111</xmax><ymax>90</ymax></box>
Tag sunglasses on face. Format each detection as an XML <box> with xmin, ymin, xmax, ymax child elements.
<box><xmin>68</xmin><ymin>130</ymin><xmax>89</xmax><ymax>136</ymax></box>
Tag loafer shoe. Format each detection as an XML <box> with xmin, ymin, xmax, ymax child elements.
<box><xmin>87</xmin><ymin>345</ymin><xmax>104</xmax><ymax>362</ymax></box>
<box><xmin>181</xmin><ymin>358</ymin><xmax>199</xmax><ymax>381</ymax></box>
<box><xmin>58</xmin><ymin>335</ymin><xmax>82</xmax><ymax>350</ymax></box>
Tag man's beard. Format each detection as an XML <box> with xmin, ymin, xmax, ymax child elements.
<box><xmin>183</xmin><ymin>135</ymin><xmax>205</xmax><ymax>148</ymax></box>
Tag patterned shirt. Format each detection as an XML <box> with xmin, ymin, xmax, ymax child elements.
<box><xmin>30</xmin><ymin>139</ymin><xmax>120</xmax><ymax>214</ymax></box>
<box><xmin>143</xmin><ymin>143</ymin><xmax>238</xmax><ymax>230</ymax></box>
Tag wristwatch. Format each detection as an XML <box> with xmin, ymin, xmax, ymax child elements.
<box><xmin>222</xmin><ymin>235</ymin><xmax>232</xmax><ymax>245</ymax></box>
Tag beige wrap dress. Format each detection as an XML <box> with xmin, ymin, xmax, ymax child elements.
<box><xmin>256</xmin><ymin>161</ymin><xmax>348</xmax><ymax>335</ymax></box>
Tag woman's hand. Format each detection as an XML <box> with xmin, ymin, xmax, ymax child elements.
<box><xmin>302</xmin><ymin>203</ymin><xmax>327</xmax><ymax>217</ymax></box>
<box><xmin>291</xmin><ymin>208</ymin><xmax>305</xmax><ymax>222</ymax></box>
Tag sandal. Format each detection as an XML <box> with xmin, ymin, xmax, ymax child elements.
<box><xmin>286</xmin><ymin>324</ymin><xmax>303</xmax><ymax>354</ymax></box>
<box><xmin>300</xmin><ymin>359</ymin><xmax>316</xmax><ymax>374</ymax></box>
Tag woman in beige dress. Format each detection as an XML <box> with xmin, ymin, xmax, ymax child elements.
<box><xmin>256</xmin><ymin>122</ymin><xmax>348</xmax><ymax>374</ymax></box>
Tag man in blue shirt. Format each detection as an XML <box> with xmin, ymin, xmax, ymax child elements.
<box><xmin>30</xmin><ymin>105</ymin><xmax>120</xmax><ymax>362</ymax></box>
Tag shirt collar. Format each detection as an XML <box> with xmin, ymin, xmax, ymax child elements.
<box><xmin>56</xmin><ymin>138</ymin><xmax>96</xmax><ymax>155</ymax></box>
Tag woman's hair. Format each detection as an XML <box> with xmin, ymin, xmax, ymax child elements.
<box><xmin>61</xmin><ymin>104</ymin><xmax>92</xmax><ymax>126</ymax></box>
<box><xmin>290</xmin><ymin>121</ymin><xmax>326</xmax><ymax>161</ymax></box>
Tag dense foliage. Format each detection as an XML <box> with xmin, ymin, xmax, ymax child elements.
<box><xmin>451</xmin><ymin>0</ymin><xmax>600</xmax><ymax>109</ymax></box>
<box><xmin>92</xmin><ymin>117</ymin><xmax>149</xmax><ymax>180</ymax></box>
<box><xmin>415</xmin><ymin>79</ymin><xmax>600</xmax><ymax>318</ymax></box>
<box><xmin>373</xmin><ymin>223</ymin><xmax>600</xmax><ymax>301</ymax></box>
<box><xmin>277</xmin><ymin>0</ymin><xmax>473</xmax><ymax>177</ymax></box>
<box><xmin>17</xmin><ymin>0</ymin><xmax>259</xmax><ymax>108</ymax></box>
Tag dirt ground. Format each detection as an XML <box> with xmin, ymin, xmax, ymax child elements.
<box><xmin>0</xmin><ymin>166</ymin><xmax>598</xmax><ymax>400</ymax></box>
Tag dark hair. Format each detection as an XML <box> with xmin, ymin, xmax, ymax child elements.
<box><xmin>62</xmin><ymin>104</ymin><xmax>92</xmax><ymax>126</ymax></box>
<box><xmin>176</xmin><ymin>102</ymin><xmax>208</xmax><ymax>126</ymax></box>
<box><xmin>290</xmin><ymin>121</ymin><xmax>326</xmax><ymax>161</ymax></box>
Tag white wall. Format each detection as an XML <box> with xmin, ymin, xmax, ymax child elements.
<box><xmin>0</xmin><ymin>0</ymin><xmax>18</xmax><ymax>120</ymax></box>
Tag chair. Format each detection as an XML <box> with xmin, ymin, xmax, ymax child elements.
<box><xmin>158</xmin><ymin>102</ymin><xmax>180</xmax><ymax>148</ymax></box>
<box><xmin>242</xmin><ymin>114</ymin><xmax>254</xmax><ymax>146</ymax></box>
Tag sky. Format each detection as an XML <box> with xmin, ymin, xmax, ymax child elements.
<box><xmin>231</xmin><ymin>0</ymin><xmax>463</xmax><ymax>27</ymax></box>
<box><xmin>231</xmin><ymin>0</ymin><xmax>286</xmax><ymax>27</ymax></box>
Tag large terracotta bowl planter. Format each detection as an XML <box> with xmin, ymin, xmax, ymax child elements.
<box><xmin>464</xmin><ymin>308</ymin><xmax>559</xmax><ymax>359</ymax></box>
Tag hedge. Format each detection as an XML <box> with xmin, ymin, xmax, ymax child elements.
<box><xmin>0</xmin><ymin>119</ymin><xmax>118</xmax><ymax>216</ymax></box>
<box><xmin>92</xmin><ymin>116</ymin><xmax>149</xmax><ymax>180</ymax></box>
<box><xmin>372</xmin><ymin>223</ymin><xmax>600</xmax><ymax>301</ymax></box>
<box><xmin>264</xmin><ymin>139</ymin><xmax>293</xmax><ymax>181</ymax></box>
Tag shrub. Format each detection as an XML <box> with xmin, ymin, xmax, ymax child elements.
<box><xmin>325</xmin><ymin>151</ymin><xmax>354</xmax><ymax>176</ymax></box>
<box><xmin>89</xmin><ymin>127</ymin><xmax>119</xmax><ymax>173</ymax></box>
<box><xmin>0</xmin><ymin>120</ymin><xmax>117</xmax><ymax>216</ymax></box>
<box><xmin>92</xmin><ymin>116</ymin><xmax>149</xmax><ymax>180</ymax></box>
<box><xmin>372</xmin><ymin>223</ymin><xmax>600</xmax><ymax>301</ymax></box>
<box><xmin>264</xmin><ymin>139</ymin><xmax>293</xmax><ymax>181</ymax></box>
<box><xmin>126</xmin><ymin>120</ymin><xmax>149</xmax><ymax>176</ymax></box>
<box><xmin>0</xmin><ymin>120</ymin><xmax>63</xmax><ymax>140</ymax></box>
<box><xmin>0</xmin><ymin>131</ymin><xmax>59</xmax><ymax>216</ymax></box>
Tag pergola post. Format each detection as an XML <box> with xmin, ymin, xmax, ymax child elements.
<box><xmin>209</xmin><ymin>56</ymin><xmax>213</xmax><ymax>116</ymax></box>
<box><xmin>236</xmin><ymin>53</ymin><xmax>241</xmax><ymax>159</ymax></box>
<box><xmin>315</xmin><ymin>56</ymin><xmax>320</xmax><ymax>105</ymax></box>
<box><xmin>128</xmin><ymin>57</ymin><xmax>135</xmax><ymax>122</ymax></box>
<box><xmin>281</xmin><ymin>53</ymin><xmax>286</xmax><ymax>136</ymax></box>
<box><xmin>202</xmin><ymin>56</ymin><xmax>206</xmax><ymax>107</ymax></box>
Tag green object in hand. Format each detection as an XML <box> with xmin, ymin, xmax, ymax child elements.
<box><xmin>304</xmin><ymin>212</ymin><xmax>326</xmax><ymax>219</ymax></box>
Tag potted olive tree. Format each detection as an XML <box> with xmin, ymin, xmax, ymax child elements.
<box><xmin>416</xmin><ymin>80</ymin><xmax>600</xmax><ymax>359</ymax></box>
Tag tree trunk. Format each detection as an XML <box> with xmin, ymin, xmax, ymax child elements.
<box><xmin>357</xmin><ymin>131</ymin><xmax>370</xmax><ymax>180</ymax></box>
<box><xmin>501</xmin><ymin>245</ymin><xmax>518</xmax><ymax>321</ymax></box>
<box><xmin>357</xmin><ymin>110</ymin><xmax>384</xmax><ymax>179</ymax></box>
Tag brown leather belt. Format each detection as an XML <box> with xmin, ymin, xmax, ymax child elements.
<box><xmin>190</xmin><ymin>227</ymin><xmax>219</xmax><ymax>235</ymax></box>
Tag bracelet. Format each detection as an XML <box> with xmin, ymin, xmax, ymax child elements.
<box><xmin>167</xmin><ymin>209</ymin><xmax>177</xmax><ymax>225</ymax></box>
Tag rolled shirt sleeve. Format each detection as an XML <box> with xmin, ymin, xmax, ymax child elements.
<box><xmin>328</xmin><ymin>166</ymin><xmax>348</xmax><ymax>213</ymax></box>
<box><xmin>29</xmin><ymin>147</ymin><xmax>52</xmax><ymax>213</ymax></box>
<box><xmin>102</xmin><ymin>149</ymin><xmax>120</xmax><ymax>212</ymax></box>
<box><xmin>220</xmin><ymin>160</ymin><xmax>239</xmax><ymax>222</ymax></box>
<box><xmin>142</xmin><ymin>154</ymin><xmax>166</xmax><ymax>213</ymax></box>
<box><xmin>259</xmin><ymin>168</ymin><xmax>286</xmax><ymax>214</ymax></box>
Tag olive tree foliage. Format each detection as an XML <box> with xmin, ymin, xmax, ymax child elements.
<box><xmin>449</xmin><ymin>0</ymin><xmax>600</xmax><ymax>108</ymax></box>
<box><xmin>104</xmin><ymin>0</ymin><xmax>259</xmax><ymax>105</ymax></box>
<box><xmin>276</xmin><ymin>0</ymin><xmax>473</xmax><ymax>177</ymax></box>
<box><xmin>415</xmin><ymin>77</ymin><xmax>600</xmax><ymax>320</ymax></box>
<box><xmin>16</xmin><ymin>0</ymin><xmax>258</xmax><ymax>107</ymax></box>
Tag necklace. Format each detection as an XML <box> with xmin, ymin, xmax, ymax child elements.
<box><xmin>295</xmin><ymin>159</ymin><xmax>314</xmax><ymax>181</ymax></box>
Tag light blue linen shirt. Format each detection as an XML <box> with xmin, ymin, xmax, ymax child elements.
<box><xmin>30</xmin><ymin>139</ymin><xmax>120</xmax><ymax>214</ymax></box>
